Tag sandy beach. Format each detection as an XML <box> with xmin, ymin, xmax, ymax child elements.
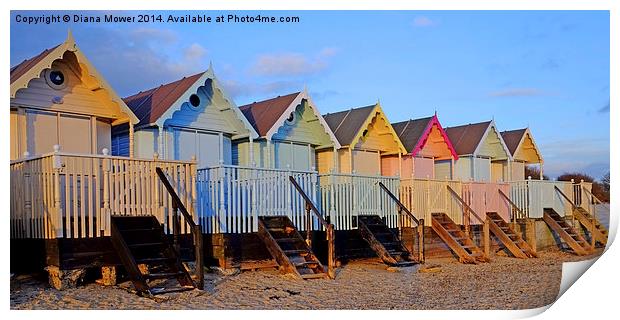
<box><xmin>10</xmin><ymin>249</ymin><xmax>602</xmax><ymax>310</ymax></box>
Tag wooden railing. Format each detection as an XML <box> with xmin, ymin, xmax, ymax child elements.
<box><xmin>196</xmin><ymin>165</ymin><xmax>318</xmax><ymax>234</ymax></box>
<box><xmin>155</xmin><ymin>167</ymin><xmax>203</xmax><ymax>289</ymax></box>
<box><xmin>509</xmin><ymin>179</ymin><xmax>575</xmax><ymax>218</ymax></box>
<box><xmin>498</xmin><ymin>189</ymin><xmax>527</xmax><ymax>222</ymax></box>
<box><xmin>447</xmin><ymin>185</ymin><xmax>490</xmax><ymax>257</ymax></box>
<box><xmin>378</xmin><ymin>182</ymin><xmax>424</xmax><ymax>263</ymax></box>
<box><xmin>10</xmin><ymin>148</ymin><xmax>197</xmax><ymax>239</ymax></box>
<box><xmin>289</xmin><ymin>176</ymin><xmax>336</xmax><ymax>279</ymax></box>
<box><xmin>318</xmin><ymin>173</ymin><xmax>400</xmax><ymax>230</ymax></box>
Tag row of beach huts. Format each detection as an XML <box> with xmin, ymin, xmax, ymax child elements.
<box><xmin>10</xmin><ymin>33</ymin><xmax>608</xmax><ymax>296</ymax></box>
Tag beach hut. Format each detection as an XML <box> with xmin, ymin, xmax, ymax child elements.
<box><xmin>444</xmin><ymin>120</ymin><xmax>511</xmax><ymax>183</ymax></box>
<box><xmin>113</xmin><ymin>66</ymin><xmax>258</xmax><ymax>168</ymax></box>
<box><xmin>234</xmin><ymin>90</ymin><xmax>340</xmax><ymax>171</ymax></box>
<box><xmin>10</xmin><ymin>31</ymin><xmax>138</xmax><ymax>159</ymax></box>
<box><xmin>500</xmin><ymin>128</ymin><xmax>544</xmax><ymax>181</ymax></box>
<box><xmin>10</xmin><ymin>33</ymin><xmax>204</xmax><ymax>294</ymax></box>
<box><xmin>319</xmin><ymin>102</ymin><xmax>407</xmax><ymax>175</ymax></box>
<box><xmin>389</xmin><ymin>115</ymin><xmax>459</xmax><ymax>179</ymax></box>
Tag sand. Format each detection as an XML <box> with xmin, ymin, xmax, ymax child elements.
<box><xmin>10</xmin><ymin>249</ymin><xmax>603</xmax><ymax>310</ymax></box>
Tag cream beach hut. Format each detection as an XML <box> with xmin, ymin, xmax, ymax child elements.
<box><xmin>10</xmin><ymin>32</ymin><xmax>205</xmax><ymax>293</ymax></box>
<box><xmin>500</xmin><ymin>128</ymin><xmax>544</xmax><ymax>181</ymax></box>
<box><xmin>112</xmin><ymin>66</ymin><xmax>258</xmax><ymax>168</ymax></box>
<box><xmin>444</xmin><ymin>120</ymin><xmax>511</xmax><ymax>182</ymax></box>
<box><xmin>234</xmin><ymin>90</ymin><xmax>340</xmax><ymax>171</ymax></box>
<box><xmin>10</xmin><ymin>32</ymin><xmax>138</xmax><ymax>159</ymax></box>
<box><xmin>388</xmin><ymin>115</ymin><xmax>459</xmax><ymax>179</ymax></box>
<box><xmin>319</xmin><ymin>103</ymin><xmax>407</xmax><ymax>175</ymax></box>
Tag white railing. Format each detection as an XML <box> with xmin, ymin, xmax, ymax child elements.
<box><xmin>509</xmin><ymin>178</ymin><xmax>575</xmax><ymax>218</ymax></box>
<box><xmin>318</xmin><ymin>173</ymin><xmax>400</xmax><ymax>230</ymax></box>
<box><xmin>10</xmin><ymin>149</ymin><xmax>197</xmax><ymax>239</ymax></box>
<box><xmin>399</xmin><ymin>178</ymin><xmax>463</xmax><ymax>226</ymax></box>
<box><xmin>196</xmin><ymin>165</ymin><xmax>318</xmax><ymax>234</ymax></box>
<box><xmin>399</xmin><ymin>178</ymin><xmax>510</xmax><ymax>226</ymax></box>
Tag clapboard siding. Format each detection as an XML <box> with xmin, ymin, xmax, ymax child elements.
<box><xmin>477</xmin><ymin>127</ymin><xmax>508</xmax><ymax>160</ymax></box>
<box><xmin>11</xmin><ymin>57</ymin><xmax>121</xmax><ymax>119</ymax></box>
<box><xmin>474</xmin><ymin>157</ymin><xmax>491</xmax><ymax>182</ymax></box>
<box><xmin>271</xmin><ymin>100</ymin><xmax>333</xmax><ymax>146</ymax></box>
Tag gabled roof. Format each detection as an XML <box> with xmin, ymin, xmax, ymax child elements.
<box><xmin>445</xmin><ymin>120</ymin><xmax>511</xmax><ymax>159</ymax></box>
<box><xmin>239</xmin><ymin>90</ymin><xmax>340</xmax><ymax>147</ymax></box>
<box><xmin>10</xmin><ymin>45</ymin><xmax>60</xmax><ymax>84</ymax></box>
<box><xmin>240</xmin><ymin>92</ymin><xmax>300</xmax><ymax>137</ymax></box>
<box><xmin>123</xmin><ymin>73</ymin><xmax>203</xmax><ymax>125</ymax></box>
<box><xmin>10</xmin><ymin>31</ymin><xmax>138</xmax><ymax>125</ymax></box>
<box><xmin>444</xmin><ymin>121</ymin><xmax>492</xmax><ymax>155</ymax></box>
<box><xmin>323</xmin><ymin>103</ymin><xmax>407</xmax><ymax>153</ymax></box>
<box><xmin>392</xmin><ymin>115</ymin><xmax>458</xmax><ymax>159</ymax></box>
<box><xmin>501</xmin><ymin>128</ymin><xmax>543</xmax><ymax>163</ymax></box>
<box><xmin>501</xmin><ymin>129</ymin><xmax>528</xmax><ymax>156</ymax></box>
<box><xmin>122</xmin><ymin>66</ymin><xmax>258</xmax><ymax>138</ymax></box>
<box><xmin>323</xmin><ymin>105</ymin><xmax>376</xmax><ymax>146</ymax></box>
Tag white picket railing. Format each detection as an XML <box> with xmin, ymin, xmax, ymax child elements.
<box><xmin>318</xmin><ymin>173</ymin><xmax>400</xmax><ymax>230</ymax></box>
<box><xmin>399</xmin><ymin>179</ymin><xmax>511</xmax><ymax>226</ymax></box>
<box><xmin>399</xmin><ymin>178</ymin><xmax>463</xmax><ymax>226</ymax></box>
<box><xmin>196</xmin><ymin>165</ymin><xmax>318</xmax><ymax>234</ymax></box>
<box><xmin>10</xmin><ymin>149</ymin><xmax>197</xmax><ymax>239</ymax></box>
<box><xmin>509</xmin><ymin>178</ymin><xmax>575</xmax><ymax>219</ymax></box>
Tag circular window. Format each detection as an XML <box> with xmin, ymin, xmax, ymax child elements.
<box><xmin>285</xmin><ymin>112</ymin><xmax>295</xmax><ymax>124</ymax></box>
<box><xmin>189</xmin><ymin>94</ymin><xmax>201</xmax><ymax>107</ymax></box>
<box><xmin>362</xmin><ymin>129</ymin><xmax>369</xmax><ymax>137</ymax></box>
<box><xmin>45</xmin><ymin>69</ymin><xmax>66</xmax><ymax>90</ymax></box>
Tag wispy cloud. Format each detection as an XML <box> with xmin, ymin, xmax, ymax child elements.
<box><xmin>83</xmin><ymin>27</ymin><xmax>210</xmax><ymax>96</ymax></box>
<box><xmin>488</xmin><ymin>88</ymin><xmax>548</xmax><ymax>97</ymax></box>
<box><xmin>412</xmin><ymin>16</ymin><xmax>436</xmax><ymax>27</ymax></box>
<box><xmin>221</xmin><ymin>79</ymin><xmax>302</xmax><ymax>99</ymax></box>
<box><xmin>249</xmin><ymin>47</ymin><xmax>338</xmax><ymax>77</ymax></box>
<box><xmin>598</xmin><ymin>102</ymin><xmax>610</xmax><ymax>113</ymax></box>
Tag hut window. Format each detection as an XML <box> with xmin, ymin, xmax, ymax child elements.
<box><xmin>189</xmin><ymin>94</ymin><xmax>201</xmax><ymax>107</ymax></box>
<box><xmin>45</xmin><ymin>69</ymin><xmax>66</xmax><ymax>89</ymax></box>
<box><xmin>285</xmin><ymin>112</ymin><xmax>295</xmax><ymax>124</ymax></box>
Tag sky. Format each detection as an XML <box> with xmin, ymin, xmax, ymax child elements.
<box><xmin>10</xmin><ymin>10</ymin><xmax>610</xmax><ymax>179</ymax></box>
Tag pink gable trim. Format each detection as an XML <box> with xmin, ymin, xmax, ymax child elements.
<box><xmin>409</xmin><ymin>115</ymin><xmax>459</xmax><ymax>160</ymax></box>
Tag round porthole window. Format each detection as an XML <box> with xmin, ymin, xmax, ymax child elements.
<box><xmin>285</xmin><ymin>112</ymin><xmax>295</xmax><ymax>124</ymax></box>
<box><xmin>189</xmin><ymin>94</ymin><xmax>201</xmax><ymax>107</ymax></box>
<box><xmin>45</xmin><ymin>69</ymin><xmax>66</xmax><ymax>90</ymax></box>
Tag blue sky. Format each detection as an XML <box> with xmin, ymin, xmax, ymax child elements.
<box><xmin>10</xmin><ymin>10</ymin><xmax>609</xmax><ymax>179</ymax></box>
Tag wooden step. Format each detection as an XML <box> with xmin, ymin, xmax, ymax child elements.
<box><xmin>300</xmin><ymin>273</ymin><xmax>327</xmax><ymax>279</ymax></box>
<box><xmin>257</xmin><ymin>216</ymin><xmax>327</xmax><ymax>280</ymax></box>
<box><xmin>145</xmin><ymin>271</ymin><xmax>185</xmax><ymax>280</ymax></box>
<box><xmin>357</xmin><ymin>214</ymin><xmax>416</xmax><ymax>267</ymax></box>
<box><xmin>150</xmin><ymin>286</ymin><xmax>195</xmax><ymax>295</ymax></box>
<box><xmin>543</xmin><ymin>209</ymin><xmax>591</xmax><ymax>255</ymax></box>
<box><xmin>431</xmin><ymin>213</ymin><xmax>485</xmax><ymax>264</ymax></box>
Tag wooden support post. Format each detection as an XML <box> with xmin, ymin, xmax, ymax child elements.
<box><xmin>249</xmin><ymin>136</ymin><xmax>255</xmax><ymax>167</ymax></box>
<box><xmin>305</xmin><ymin>203</ymin><xmax>312</xmax><ymax>246</ymax></box>
<box><xmin>158</xmin><ymin>126</ymin><xmax>165</xmax><ymax>159</ymax></box>
<box><xmin>102</xmin><ymin>148</ymin><xmax>111</xmax><ymax>236</ymax></box>
<box><xmin>193</xmin><ymin>224</ymin><xmax>204</xmax><ymax>289</ymax></box>
<box><xmin>327</xmin><ymin>224</ymin><xmax>336</xmax><ymax>279</ymax></box>
<box><xmin>525</xmin><ymin>218</ymin><xmax>537</xmax><ymax>254</ymax></box>
<box><xmin>23</xmin><ymin>155</ymin><xmax>32</xmax><ymax>238</ymax></box>
<box><xmin>417</xmin><ymin>219</ymin><xmax>425</xmax><ymax>263</ymax></box>
<box><xmin>483</xmin><ymin>218</ymin><xmax>490</xmax><ymax>259</ymax></box>
<box><xmin>172</xmin><ymin>202</ymin><xmax>180</xmax><ymax>254</ymax></box>
<box><xmin>52</xmin><ymin>145</ymin><xmax>63</xmax><ymax>238</ymax></box>
<box><xmin>129</xmin><ymin>122</ymin><xmax>134</xmax><ymax>158</ymax></box>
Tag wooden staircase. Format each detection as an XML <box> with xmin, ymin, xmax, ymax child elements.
<box><xmin>486</xmin><ymin>212</ymin><xmax>537</xmax><ymax>258</ymax></box>
<box><xmin>543</xmin><ymin>208</ymin><xmax>593</xmax><ymax>255</ymax></box>
<box><xmin>357</xmin><ymin>215</ymin><xmax>416</xmax><ymax>267</ymax></box>
<box><xmin>110</xmin><ymin>216</ymin><xmax>196</xmax><ymax>296</ymax></box>
<box><xmin>257</xmin><ymin>216</ymin><xmax>328</xmax><ymax>280</ymax></box>
<box><xmin>573</xmin><ymin>207</ymin><xmax>608</xmax><ymax>246</ymax></box>
<box><xmin>431</xmin><ymin>213</ymin><xmax>489</xmax><ymax>264</ymax></box>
